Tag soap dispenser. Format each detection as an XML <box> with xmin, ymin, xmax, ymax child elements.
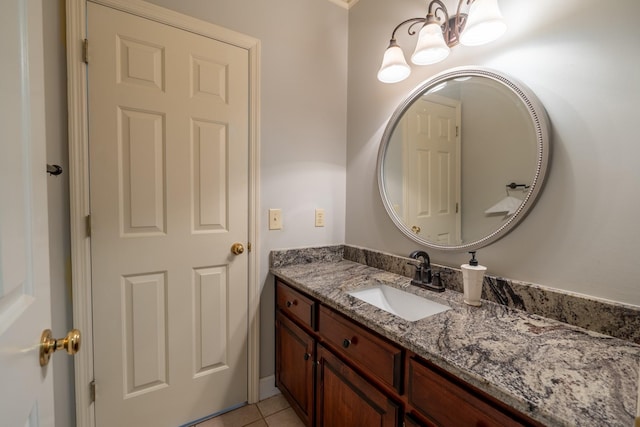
<box><xmin>461</xmin><ymin>251</ymin><xmax>486</xmax><ymax>307</ymax></box>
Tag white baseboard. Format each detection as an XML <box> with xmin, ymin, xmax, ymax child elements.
<box><xmin>258</xmin><ymin>375</ymin><xmax>280</xmax><ymax>401</ymax></box>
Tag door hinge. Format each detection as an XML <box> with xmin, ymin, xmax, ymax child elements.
<box><xmin>89</xmin><ymin>380</ymin><xmax>96</xmax><ymax>403</ymax></box>
<box><xmin>456</xmin><ymin>126</ymin><xmax>459</xmax><ymax>137</ymax></box>
<box><xmin>456</xmin><ymin>203</ymin><xmax>459</xmax><ymax>213</ymax></box>
<box><xmin>82</xmin><ymin>39</ymin><xmax>89</xmax><ymax>64</ymax></box>
<box><xmin>247</xmin><ymin>242</ymin><xmax>252</xmax><ymax>252</ymax></box>
<box><xmin>85</xmin><ymin>214</ymin><xmax>91</xmax><ymax>237</ymax></box>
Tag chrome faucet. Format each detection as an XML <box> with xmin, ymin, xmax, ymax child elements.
<box><xmin>408</xmin><ymin>250</ymin><xmax>445</xmax><ymax>292</ymax></box>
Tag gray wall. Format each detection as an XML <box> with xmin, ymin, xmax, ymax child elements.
<box><xmin>346</xmin><ymin>0</ymin><xmax>640</xmax><ymax>305</ymax></box>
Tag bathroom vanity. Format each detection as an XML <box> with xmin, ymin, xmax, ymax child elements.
<box><xmin>271</xmin><ymin>247</ymin><xmax>640</xmax><ymax>427</ymax></box>
<box><xmin>276</xmin><ymin>279</ymin><xmax>541</xmax><ymax>426</ymax></box>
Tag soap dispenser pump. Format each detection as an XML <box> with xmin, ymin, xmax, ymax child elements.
<box><xmin>461</xmin><ymin>251</ymin><xmax>486</xmax><ymax>307</ymax></box>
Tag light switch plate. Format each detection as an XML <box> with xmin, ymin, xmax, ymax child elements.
<box><xmin>315</xmin><ymin>208</ymin><xmax>325</xmax><ymax>227</ymax></box>
<box><xmin>269</xmin><ymin>209</ymin><xmax>282</xmax><ymax>230</ymax></box>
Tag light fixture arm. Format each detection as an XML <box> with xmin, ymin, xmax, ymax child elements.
<box><xmin>388</xmin><ymin>17</ymin><xmax>428</xmax><ymax>44</ymax></box>
<box><xmin>427</xmin><ymin>0</ymin><xmax>451</xmax><ymax>37</ymax></box>
<box><xmin>451</xmin><ymin>0</ymin><xmax>474</xmax><ymax>45</ymax></box>
<box><xmin>386</xmin><ymin>0</ymin><xmax>476</xmax><ymax>47</ymax></box>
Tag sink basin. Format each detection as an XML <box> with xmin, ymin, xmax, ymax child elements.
<box><xmin>347</xmin><ymin>284</ymin><xmax>450</xmax><ymax>322</ymax></box>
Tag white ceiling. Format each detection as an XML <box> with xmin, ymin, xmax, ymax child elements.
<box><xmin>326</xmin><ymin>0</ymin><xmax>360</xmax><ymax>9</ymax></box>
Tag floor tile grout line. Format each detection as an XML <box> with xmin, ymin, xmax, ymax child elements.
<box><xmin>262</xmin><ymin>405</ymin><xmax>292</xmax><ymax>420</ymax></box>
<box><xmin>196</xmin><ymin>394</ymin><xmax>301</xmax><ymax>427</ymax></box>
<box><xmin>258</xmin><ymin>404</ymin><xmax>291</xmax><ymax>419</ymax></box>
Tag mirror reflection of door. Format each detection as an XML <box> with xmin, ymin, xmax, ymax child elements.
<box><xmin>404</xmin><ymin>96</ymin><xmax>461</xmax><ymax>245</ymax></box>
<box><xmin>378</xmin><ymin>68</ymin><xmax>550</xmax><ymax>250</ymax></box>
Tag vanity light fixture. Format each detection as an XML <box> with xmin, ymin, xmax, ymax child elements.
<box><xmin>377</xmin><ymin>0</ymin><xmax>506</xmax><ymax>83</ymax></box>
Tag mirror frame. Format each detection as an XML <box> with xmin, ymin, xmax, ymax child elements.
<box><xmin>377</xmin><ymin>66</ymin><xmax>551</xmax><ymax>251</ymax></box>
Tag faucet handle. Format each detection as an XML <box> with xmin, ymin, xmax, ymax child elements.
<box><xmin>432</xmin><ymin>271</ymin><xmax>441</xmax><ymax>286</ymax></box>
<box><xmin>430</xmin><ymin>272</ymin><xmax>446</xmax><ymax>292</ymax></box>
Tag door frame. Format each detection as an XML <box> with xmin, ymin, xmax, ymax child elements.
<box><xmin>66</xmin><ymin>1</ymin><xmax>261</xmax><ymax>425</ymax></box>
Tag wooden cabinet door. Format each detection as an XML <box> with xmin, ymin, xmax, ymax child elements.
<box><xmin>276</xmin><ymin>312</ymin><xmax>315</xmax><ymax>426</ymax></box>
<box><xmin>407</xmin><ymin>356</ymin><xmax>540</xmax><ymax>427</ymax></box>
<box><xmin>316</xmin><ymin>345</ymin><xmax>399</xmax><ymax>427</ymax></box>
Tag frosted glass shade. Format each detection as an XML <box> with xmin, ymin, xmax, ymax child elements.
<box><xmin>459</xmin><ymin>0</ymin><xmax>507</xmax><ymax>46</ymax></box>
<box><xmin>411</xmin><ymin>22</ymin><xmax>450</xmax><ymax>65</ymax></box>
<box><xmin>377</xmin><ymin>44</ymin><xmax>411</xmax><ymax>83</ymax></box>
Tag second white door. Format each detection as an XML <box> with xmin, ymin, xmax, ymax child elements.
<box><xmin>405</xmin><ymin>97</ymin><xmax>461</xmax><ymax>245</ymax></box>
<box><xmin>88</xmin><ymin>3</ymin><xmax>249</xmax><ymax>426</ymax></box>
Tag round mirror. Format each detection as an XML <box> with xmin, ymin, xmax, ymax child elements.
<box><xmin>377</xmin><ymin>67</ymin><xmax>550</xmax><ymax>251</ymax></box>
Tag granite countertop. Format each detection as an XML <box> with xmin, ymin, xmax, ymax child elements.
<box><xmin>271</xmin><ymin>258</ymin><xmax>640</xmax><ymax>427</ymax></box>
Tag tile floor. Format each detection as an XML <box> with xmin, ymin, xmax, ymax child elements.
<box><xmin>194</xmin><ymin>394</ymin><xmax>304</xmax><ymax>427</ymax></box>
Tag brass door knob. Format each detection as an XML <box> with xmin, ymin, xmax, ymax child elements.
<box><xmin>231</xmin><ymin>242</ymin><xmax>245</xmax><ymax>255</ymax></box>
<box><xmin>411</xmin><ymin>225</ymin><xmax>421</xmax><ymax>234</ymax></box>
<box><xmin>40</xmin><ymin>329</ymin><xmax>81</xmax><ymax>367</ymax></box>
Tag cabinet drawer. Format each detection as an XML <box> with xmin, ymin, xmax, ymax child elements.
<box><xmin>318</xmin><ymin>305</ymin><xmax>403</xmax><ymax>392</ymax></box>
<box><xmin>407</xmin><ymin>356</ymin><xmax>539</xmax><ymax>427</ymax></box>
<box><xmin>276</xmin><ymin>280</ymin><xmax>316</xmax><ymax>330</ymax></box>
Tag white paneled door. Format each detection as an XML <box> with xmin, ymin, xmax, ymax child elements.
<box><xmin>0</xmin><ymin>0</ymin><xmax>55</xmax><ymax>425</ymax></box>
<box><xmin>88</xmin><ymin>3</ymin><xmax>250</xmax><ymax>426</ymax></box>
<box><xmin>405</xmin><ymin>98</ymin><xmax>461</xmax><ymax>245</ymax></box>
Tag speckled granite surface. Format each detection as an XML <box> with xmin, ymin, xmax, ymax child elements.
<box><xmin>270</xmin><ymin>246</ymin><xmax>640</xmax><ymax>427</ymax></box>
<box><xmin>340</xmin><ymin>245</ymin><xmax>640</xmax><ymax>345</ymax></box>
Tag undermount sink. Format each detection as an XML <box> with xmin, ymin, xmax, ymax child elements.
<box><xmin>348</xmin><ymin>284</ymin><xmax>450</xmax><ymax>322</ymax></box>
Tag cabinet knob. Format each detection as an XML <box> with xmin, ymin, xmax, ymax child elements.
<box><xmin>342</xmin><ymin>338</ymin><xmax>351</xmax><ymax>349</ymax></box>
<box><xmin>286</xmin><ymin>300</ymin><xmax>296</xmax><ymax>308</ymax></box>
<box><xmin>304</xmin><ymin>353</ymin><xmax>310</xmax><ymax>361</ymax></box>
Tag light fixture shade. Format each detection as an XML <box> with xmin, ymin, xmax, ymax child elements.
<box><xmin>459</xmin><ymin>0</ymin><xmax>507</xmax><ymax>46</ymax></box>
<box><xmin>411</xmin><ymin>22</ymin><xmax>450</xmax><ymax>65</ymax></box>
<box><xmin>377</xmin><ymin>43</ymin><xmax>411</xmax><ymax>83</ymax></box>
